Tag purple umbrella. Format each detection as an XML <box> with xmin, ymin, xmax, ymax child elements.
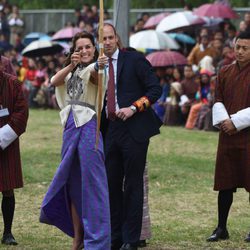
<box><xmin>143</xmin><ymin>12</ymin><xmax>170</xmax><ymax>29</ymax></box>
<box><xmin>52</xmin><ymin>27</ymin><xmax>82</xmax><ymax>41</ymax></box>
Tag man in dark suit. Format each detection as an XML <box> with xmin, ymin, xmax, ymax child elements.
<box><xmin>100</xmin><ymin>23</ymin><xmax>162</xmax><ymax>250</ymax></box>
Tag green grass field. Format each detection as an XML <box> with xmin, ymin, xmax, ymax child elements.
<box><xmin>1</xmin><ymin>109</ymin><xmax>250</xmax><ymax>250</ymax></box>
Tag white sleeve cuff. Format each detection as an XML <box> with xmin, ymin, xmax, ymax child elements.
<box><xmin>230</xmin><ymin>107</ymin><xmax>250</xmax><ymax>131</ymax></box>
<box><xmin>212</xmin><ymin>102</ymin><xmax>229</xmax><ymax>127</ymax></box>
<box><xmin>0</xmin><ymin>124</ymin><xmax>18</xmax><ymax>150</ymax></box>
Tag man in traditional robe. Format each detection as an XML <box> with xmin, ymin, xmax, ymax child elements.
<box><xmin>0</xmin><ymin>56</ymin><xmax>28</xmax><ymax>245</ymax></box>
<box><xmin>207</xmin><ymin>31</ymin><xmax>250</xmax><ymax>242</ymax></box>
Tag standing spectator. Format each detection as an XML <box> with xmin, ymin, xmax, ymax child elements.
<box><xmin>0</xmin><ymin>10</ymin><xmax>9</xmax><ymax>41</ymax></box>
<box><xmin>0</xmin><ymin>56</ymin><xmax>28</xmax><ymax>245</ymax></box>
<box><xmin>100</xmin><ymin>23</ymin><xmax>162</xmax><ymax>250</ymax></box>
<box><xmin>207</xmin><ymin>31</ymin><xmax>250</xmax><ymax>242</ymax></box>
<box><xmin>7</xmin><ymin>5</ymin><xmax>24</xmax><ymax>46</ymax></box>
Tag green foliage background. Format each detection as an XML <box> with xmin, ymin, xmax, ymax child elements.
<box><xmin>9</xmin><ymin>0</ymin><xmax>250</xmax><ymax>9</ymax></box>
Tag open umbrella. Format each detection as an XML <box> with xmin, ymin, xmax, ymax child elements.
<box><xmin>22</xmin><ymin>40</ymin><xmax>64</xmax><ymax>57</ymax></box>
<box><xmin>156</xmin><ymin>11</ymin><xmax>205</xmax><ymax>32</ymax></box>
<box><xmin>146</xmin><ymin>51</ymin><xmax>187</xmax><ymax>67</ymax></box>
<box><xmin>52</xmin><ymin>27</ymin><xmax>82</xmax><ymax>41</ymax></box>
<box><xmin>23</xmin><ymin>32</ymin><xmax>51</xmax><ymax>46</ymax></box>
<box><xmin>143</xmin><ymin>12</ymin><xmax>170</xmax><ymax>29</ymax></box>
<box><xmin>168</xmin><ymin>33</ymin><xmax>196</xmax><ymax>45</ymax></box>
<box><xmin>193</xmin><ymin>3</ymin><xmax>238</xmax><ymax>19</ymax></box>
<box><xmin>129</xmin><ymin>30</ymin><xmax>180</xmax><ymax>50</ymax></box>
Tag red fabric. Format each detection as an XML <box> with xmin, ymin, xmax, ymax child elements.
<box><xmin>0</xmin><ymin>71</ymin><xmax>28</xmax><ymax>191</ymax></box>
<box><xmin>107</xmin><ymin>58</ymin><xmax>116</xmax><ymax>120</ymax></box>
<box><xmin>214</xmin><ymin>62</ymin><xmax>250</xmax><ymax>192</ymax></box>
<box><xmin>25</xmin><ymin>68</ymin><xmax>37</xmax><ymax>82</ymax></box>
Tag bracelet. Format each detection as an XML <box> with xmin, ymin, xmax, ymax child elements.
<box><xmin>94</xmin><ymin>62</ymin><xmax>99</xmax><ymax>72</ymax></box>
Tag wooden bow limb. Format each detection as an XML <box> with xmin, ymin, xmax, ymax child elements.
<box><xmin>95</xmin><ymin>0</ymin><xmax>104</xmax><ymax>149</ymax></box>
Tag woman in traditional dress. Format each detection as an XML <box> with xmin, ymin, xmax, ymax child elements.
<box><xmin>40</xmin><ymin>32</ymin><xmax>110</xmax><ymax>250</ymax></box>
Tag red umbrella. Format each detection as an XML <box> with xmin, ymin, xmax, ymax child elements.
<box><xmin>193</xmin><ymin>3</ymin><xmax>238</xmax><ymax>19</ymax></box>
<box><xmin>52</xmin><ymin>27</ymin><xmax>82</xmax><ymax>41</ymax></box>
<box><xmin>143</xmin><ymin>12</ymin><xmax>170</xmax><ymax>29</ymax></box>
<box><xmin>146</xmin><ymin>51</ymin><xmax>187</xmax><ymax>67</ymax></box>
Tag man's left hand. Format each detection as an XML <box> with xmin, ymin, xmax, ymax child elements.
<box><xmin>116</xmin><ymin>107</ymin><xmax>135</xmax><ymax>121</ymax></box>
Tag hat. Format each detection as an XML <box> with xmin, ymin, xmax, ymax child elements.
<box><xmin>171</xmin><ymin>81</ymin><xmax>182</xmax><ymax>95</ymax></box>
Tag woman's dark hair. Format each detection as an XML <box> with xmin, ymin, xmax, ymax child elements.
<box><xmin>64</xmin><ymin>31</ymin><xmax>98</xmax><ymax>67</ymax></box>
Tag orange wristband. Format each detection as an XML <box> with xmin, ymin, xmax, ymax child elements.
<box><xmin>133</xmin><ymin>96</ymin><xmax>151</xmax><ymax>112</ymax></box>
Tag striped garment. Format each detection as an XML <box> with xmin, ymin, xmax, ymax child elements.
<box><xmin>0</xmin><ymin>71</ymin><xmax>28</xmax><ymax>192</ymax></box>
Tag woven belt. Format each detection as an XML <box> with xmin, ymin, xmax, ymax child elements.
<box><xmin>67</xmin><ymin>100</ymin><xmax>95</xmax><ymax>111</ymax></box>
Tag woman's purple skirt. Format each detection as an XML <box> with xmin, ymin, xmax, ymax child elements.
<box><xmin>40</xmin><ymin>112</ymin><xmax>111</xmax><ymax>250</ymax></box>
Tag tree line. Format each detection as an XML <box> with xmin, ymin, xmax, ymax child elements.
<box><xmin>9</xmin><ymin>0</ymin><xmax>250</xmax><ymax>9</ymax></box>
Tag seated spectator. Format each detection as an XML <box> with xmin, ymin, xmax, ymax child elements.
<box><xmin>238</xmin><ymin>20</ymin><xmax>247</xmax><ymax>34</ymax></box>
<box><xmin>199</xmin><ymin>56</ymin><xmax>215</xmax><ymax>75</ymax></box>
<box><xmin>185</xmin><ymin>69</ymin><xmax>212</xmax><ymax>129</ymax></box>
<box><xmin>153</xmin><ymin>67</ymin><xmax>169</xmax><ymax>121</ymax></box>
<box><xmin>23</xmin><ymin>58</ymin><xmax>37</xmax><ymax>107</ymax></box>
<box><xmin>217</xmin><ymin>45</ymin><xmax>235</xmax><ymax>71</ymax></box>
<box><xmin>180</xmin><ymin>65</ymin><xmax>199</xmax><ymax>121</ymax></box>
<box><xmin>195</xmin><ymin>75</ymin><xmax>217</xmax><ymax>131</ymax></box>
<box><xmin>224</xmin><ymin>24</ymin><xmax>236</xmax><ymax>48</ymax></box>
<box><xmin>163</xmin><ymin>81</ymin><xmax>183</xmax><ymax>126</ymax></box>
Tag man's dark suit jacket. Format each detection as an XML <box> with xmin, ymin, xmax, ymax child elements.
<box><xmin>101</xmin><ymin>50</ymin><xmax>162</xmax><ymax>142</ymax></box>
<box><xmin>101</xmin><ymin>49</ymin><xmax>162</xmax><ymax>142</ymax></box>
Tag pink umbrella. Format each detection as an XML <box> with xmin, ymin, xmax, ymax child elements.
<box><xmin>146</xmin><ymin>51</ymin><xmax>187</xmax><ymax>67</ymax></box>
<box><xmin>193</xmin><ymin>3</ymin><xmax>238</xmax><ymax>19</ymax></box>
<box><xmin>143</xmin><ymin>12</ymin><xmax>170</xmax><ymax>29</ymax></box>
<box><xmin>52</xmin><ymin>27</ymin><xmax>82</xmax><ymax>41</ymax></box>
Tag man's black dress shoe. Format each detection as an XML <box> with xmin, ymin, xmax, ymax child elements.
<box><xmin>111</xmin><ymin>240</ymin><xmax>123</xmax><ymax>250</ymax></box>
<box><xmin>244</xmin><ymin>232</ymin><xmax>250</xmax><ymax>242</ymax></box>
<box><xmin>120</xmin><ymin>243</ymin><xmax>138</xmax><ymax>250</ymax></box>
<box><xmin>1</xmin><ymin>233</ymin><xmax>18</xmax><ymax>245</ymax></box>
<box><xmin>206</xmin><ymin>227</ymin><xmax>229</xmax><ymax>242</ymax></box>
<box><xmin>137</xmin><ymin>240</ymin><xmax>147</xmax><ymax>247</ymax></box>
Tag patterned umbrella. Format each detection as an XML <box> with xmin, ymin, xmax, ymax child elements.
<box><xmin>146</xmin><ymin>51</ymin><xmax>187</xmax><ymax>67</ymax></box>
<box><xmin>129</xmin><ymin>30</ymin><xmax>180</xmax><ymax>50</ymax></box>
<box><xmin>143</xmin><ymin>12</ymin><xmax>170</xmax><ymax>29</ymax></box>
<box><xmin>193</xmin><ymin>3</ymin><xmax>238</xmax><ymax>19</ymax></box>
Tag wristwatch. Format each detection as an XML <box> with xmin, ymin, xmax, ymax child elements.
<box><xmin>130</xmin><ymin>105</ymin><xmax>137</xmax><ymax>113</ymax></box>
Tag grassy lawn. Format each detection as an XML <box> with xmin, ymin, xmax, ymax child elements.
<box><xmin>1</xmin><ymin>109</ymin><xmax>250</xmax><ymax>250</ymax></box>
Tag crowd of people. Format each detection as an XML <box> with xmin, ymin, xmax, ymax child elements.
<box><xmin>0</xmin><ymin>1</ymin><xmax>249</xmax><ymax>134</ymax></box>
<box><xmin>1</xmin><ymin>1</ymin><xmax>250</xmax><ymax>249</ymax></box>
